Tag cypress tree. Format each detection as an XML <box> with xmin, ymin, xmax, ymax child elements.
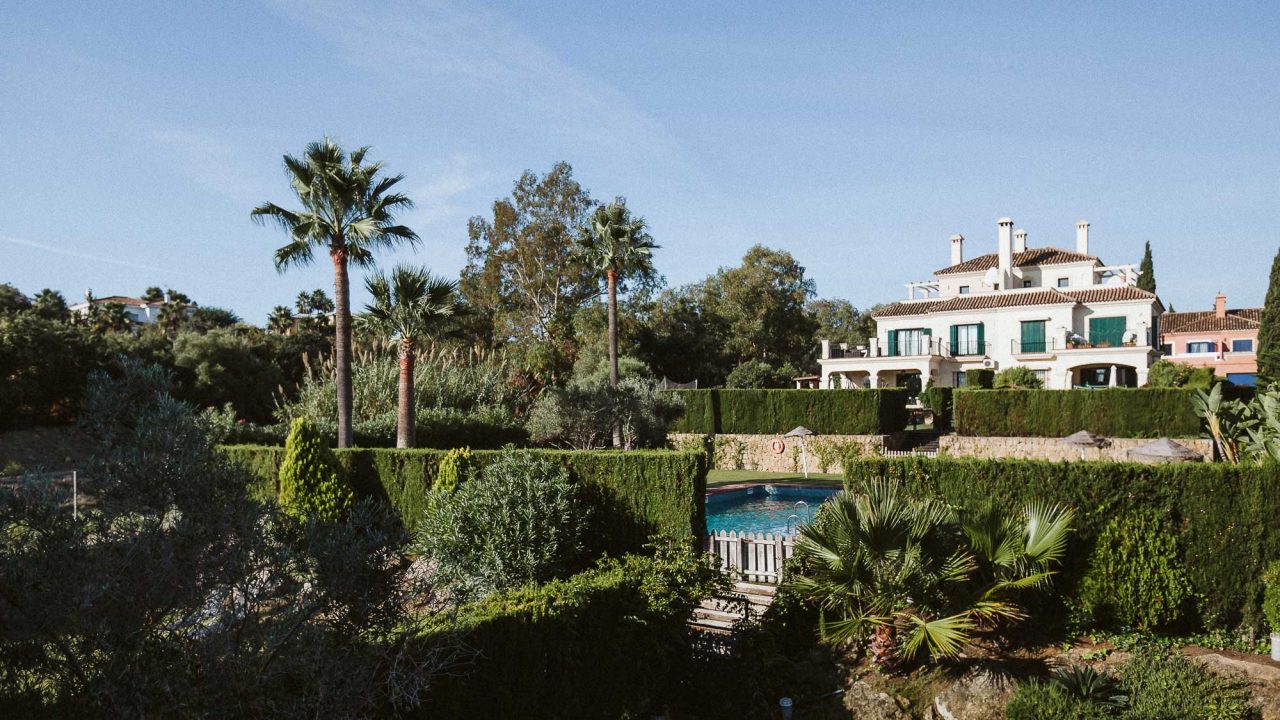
<box><xmin>1137</xmin><ymin>241</ymin><xmax>1157</xmax><ymax>293</ymax></box>
<box><xmin>1259</xmin><ymin>247</ymin><xmax>1280</xmax><ymax>389</ymax></box>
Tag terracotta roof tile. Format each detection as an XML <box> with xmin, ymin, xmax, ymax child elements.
<box><xmin>1162</xmin><ymin>308</ymin><xmax>1262</xmax><ymax>334</ymax></box>
<box><xmin>1062</xmin><ymin>286</ymin><xmax>1160</xmax><ymax>304</ymax></box>
<box><xmin>872</xmin><ymin>286</ymin><xmax>1159</xmax><ymax>319</ymax></box>
<box><xmin>935</xmin><ymin>247</ymin><xmax>1099</xmax><ymax>276</ymax></box>
<box><xmin>872</xmin><ymin>300</ymin><xmax>944</xmax><ymax>317</ymax></box>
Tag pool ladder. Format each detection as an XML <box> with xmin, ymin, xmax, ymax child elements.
<box><xmin>785</xmin><ymin>501</ymin><xmax>813</xmax><ymax>535</ymax></box>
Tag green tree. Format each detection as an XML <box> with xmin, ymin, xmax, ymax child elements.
<box><xmin>358</xmin><ymin>266</ymin><xmax>459</xmax><ymax>448</ymax></box>
<box><xmin>994</xmin><ymin>365</ymin><xmax>1044</xmax><ymax>389</ymax></box>
<box><xmin>172</xmin><ymin>328</ymin><xmax>285</xmax><ymax>423</ymax></box>
<box><xmin>1259</xmin><ymin>247</ymin><xmax>1280</xmax><ymax>388</ymax></box>
<box><xmin>1137</xmin><ymin>240</ymin><xmax>1157</xmax><ymax>294</ymax></box>
<box><xmin>267</xmin><ymin>304</ymin><xmax>295</xmax><ymax>334</ymax></box>
<box><xmin>0</xmin><ymin>284</ymin><xmax>31</xmax><ymax>315</ymax></box>
<box><xmin>573</xmin><ymin>201</ymin><xmax>658</xmax><ymax>446</ymax></box>
<box><xmin>30</xmin><ymin>289</ymin><xmax>69</xmax><ymax>322</ymax></box>
<box><xmin>252</xmin><ymin>138</ymin><xmax>420</xmax><ymax>447</ymax></box>
<box><xmin>810</xmin><ymin>297</ymin><xmax>868</xmax><ymax>346</ymax></box>
<box><xmin>279</xmin><ymin>417</ymin><xmax>354</xmax><ymax>521</ymax></box>
<box><xmin>786</xmin><ymin>479</ymin><xmax>1073</xmax><ymax>665</ymax></box>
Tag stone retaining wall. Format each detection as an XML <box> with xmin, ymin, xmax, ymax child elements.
<box><xmin>668</xmin><ymin>432</ymin><xmax>889</xmax><ymax>474</ymax></box>
<box><xmin>937</xmin><ymin>435</ymin><xmax>1214</xmax><ymax>462</ymax></box>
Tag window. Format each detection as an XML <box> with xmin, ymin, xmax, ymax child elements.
<box><xmin>1187</xmin><ymin>341</ymin><xmax>1217</xmax><ymax>354</ymax></box>
<box><xmin>1023</xmin><ymin>280</ymin><xmax>1034</xmax><ymax>288</ymax></box>
<box><xmin>1057</xmin><ymin>277</ymin><xmax>1070</xmax><ymax>288</ymax></box>
<box><xmin>1020</xmin><ymin>320</ymin><xmax>1047</xmax><ymax>353</ymax></box>
<box><xmin>958</xmin><ymin>285</ymin><xmax>970</xmax><ymax>294</ymax></box>
<box><xmin>953</xmin><ymin>371</ymin><xmax>968</xmax><ymax>387</ymax></box>
<box><xmin>889</xmin><ymin>328</ymin><xmax>928</xmax><ymax>356</ymax></box>
<box><xmin>1232</xmin><ymin>339</ymin><xmax>1254</xmax><ymax>353</ymax></box>
<box><xmin>950</xmin><ymin>323</ymin><xmax>983</xmax><ymax>356</ymax></box>
<box><xmin>1032</xmin><ymin>369</ymin><xmax>1048</xmax><ymax>385</ymax></box>
<box><xmin>1160</xmin><ymin>343</ymin><xmax>1173</xmax><ymax>356</ymax></box>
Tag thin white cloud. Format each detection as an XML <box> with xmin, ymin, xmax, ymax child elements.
<box><xmin>0</xmin><ymin>234</ymin><xmax>171</xmax><ymax>274</ymax></box>
<box><xmin>150</xmin><ymin>129</ymin><xmax>273</xmax><ymax>202</ymax></box>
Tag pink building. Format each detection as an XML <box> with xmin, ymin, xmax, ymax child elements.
<box><xmin>1159</xmin><ymin>293</ymin><xmax>1260</xmax><ymax>386</ymax></box>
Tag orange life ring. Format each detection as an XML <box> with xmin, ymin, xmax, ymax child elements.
<box><xmin>770</xmin><ymin>438</ymin><xmax>786</xmax><ymax>454</ymax></box>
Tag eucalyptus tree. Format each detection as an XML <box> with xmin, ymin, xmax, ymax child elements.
<box><xmin>252</xmin><ymin>138</ymin><xmax>419</xmax><ymax>447</ymax></box>
<box><xmin>359</xmin><ymin>266</ymin><xmax>458</xmax><ymax>448</ymax></box>
<box><xmin>573</xmin><ymin>202</ymin><xmax>657</xmax><ymax>447</ymax></box>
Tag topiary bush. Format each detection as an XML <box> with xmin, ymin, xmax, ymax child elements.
<box><xmin>964</xmin><ymin>368</ymin><xmax>995</xmax><ymax>389</ymax></box>
<box><xmin>433</xmin><ymin>446</ymin><xmax>472</xmax><ymax>494</ymax></box>
<box><xmin>1077</xmin><ymin>511</ymin><xmax>1193</xmax><ymax>630</ymax></box>
<box><xmin>414</xmin><ymin>447</ymin><xmax>593</xmax><ymax>600</ymax></box>
<box><xmin>278</xmin><ymin>418</ymin><xmax>355</xmax><ymax>522</ymax></box>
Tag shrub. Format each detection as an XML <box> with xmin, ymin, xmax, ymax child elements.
<box><xmin>1077</xmin><ymin>511</ymin><xmax>1192</xmax><ymax>630</ymax></box>
<box><xmin>1005</xmin><ymin>681</ymin><xmax>1114</xmax><ymax>720</ymax></box>
<box><xmin>1120</xmin><ymin>648</ymin><xmax>1254</xmax><ymax>720</ymax></box>
<box><xmin>669</xmin><ymin>388</ymin><xmax>909</xmax><ymax>435</ymax></box>
<box><xmin>527</xmin><ymin>376</ymin><xmax>684</xmax><ymax>449</ymax></box>
<box><xmin>414</xmin><ymin>447</ymin><xmax>593</xmax><ymax>599</ymax></box>
<box><xmin>994</xmin><ymin>365</ymin><xmax>1044</xmax><ymax>389</ymax></box>
<box><xmin>725</xmin><ymin>360</ymin><xmax>795</xmax><ymax>389</ymax></box>
<box><xmin>1148</xmin><ymin>359</ymin><xmax>1215</xmax><ymax>388</ymax></box>
<box><xmin>278</xmin><ymin>418</ymin><xmax>354</xmax><ymax>521</ymax></box>
<box><xmin>921</xmin><ymin>384</ymin><xmax>953</xmax><ymax>431</ymax></box>
<box><xmin>434</xmin><ymin>447</ymin><xmax>472</xmax><ymax>494</ymax></box>
<box><xmin>415</xmin><ymin>542</ymin><xmax>724</xmax><ymax>718</ymax></box>
<box><xmin>842</xmin><ymin>455</ymin><xmax>1280</xmax><ymax>630</ymax></box>
<box><xmin>1263</xmin><ymin>561</ymin><xmax>1280</xmax><ymax>631</ymax></box>
<box><xmin>965</xmin><ymin>368</ymin><xmax>995</xmax><ymax>389</ymax></box>
<box><xmin>953</xmin><ymin>388</ymin><xmax>1201</xmax><ymax>438</ymax></box>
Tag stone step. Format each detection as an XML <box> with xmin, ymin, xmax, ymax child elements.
<box><xmin>733</xmin><ymin>580</ymin><xmax>779</xmax><ymax>596</ymax></box>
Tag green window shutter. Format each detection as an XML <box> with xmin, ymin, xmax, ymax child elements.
<box><xmin>887</xmin><ymin>330</ymin><xmax>898</xmax><ymax>357</ymax></box>
<box><xmin>1089</xmin><ymin>316</ymin><xmax>1127</xmax><ymax>346</ymax></box>
<box><xmin>1021</xmin><ymin>320</ymin><xmax>1046</xmax><ymax>352</ymax></box>
<box><xmin>976</xmin><ymin>322</ymin><xmax>985</xmax><ymax>353</ymax></box>
<box><xmin>950</xmin><ymin>325</ymin><xmax>959</xmax><ymax>356</ymax></box>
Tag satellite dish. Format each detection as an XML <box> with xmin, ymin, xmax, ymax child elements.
<box><xmin>982</xmin><ymin>267</ymin><xmax>999</xmax><ymax>287</ymax></box>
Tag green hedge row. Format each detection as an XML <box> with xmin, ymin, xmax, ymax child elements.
<box><xmin>922</xmin><ymin>386</ymin><xmax>954</xmax><ymax>432</ymax></box>
<box><xmin>668</xmin><ymin>388</ymin><xmax>910</xmax><ymax>435</ymax></box>
<box><xmin>223</xmin><ymin>446</ymin><xmax>706</xmax><ymax>555</ymax></box>
<box><xmin>411</xmin><ymin>558</ymin><xmax>694</xmax><ymax>718</ymax></box>
<box><xmin>953</xmin><ymin>388</ymin><xmax>1202</xmax><ymax>438</ymax></box>
<box><xmin>842</xmin><ymin>455</ymin><xmax>1280</xmax><ymax>630</ymax></box>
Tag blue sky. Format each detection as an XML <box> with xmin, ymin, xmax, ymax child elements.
<box><xmin>3</xmin><ymin>1</ymin><xmax>1278</xmax><ymax>324</ymax></box>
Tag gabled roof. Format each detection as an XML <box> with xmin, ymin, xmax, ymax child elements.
<box><xmin>89</xmin><ymin>295</ymin><xmax>155</xmax><ymax>307</ymax></box>
<box><xmin>1162</xmin><ymin>307</ymin><xmax>1262</xmax><ymax>334</ymax></box>
<box><xmin>872</xmin><ymin>285</ymin><xmax>1160</xmax><ymax>319</ymax></box>
<box><xmin>935</xmin><ymin>246</ymin><xmax>1099</xmax><ymax>276</ymax></box>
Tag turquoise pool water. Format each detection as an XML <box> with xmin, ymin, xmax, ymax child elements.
<box><xmin>706</xmin><ymin>485</ymin><xmax>839</xmax><ymax>535</ymax></box>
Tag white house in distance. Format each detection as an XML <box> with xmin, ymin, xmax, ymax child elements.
<box><xmin>68</xmin><ymin>294</ymin><xmax>189</xmax><ymax>325</ymax></box>
<box><xmin>818</xmin><ymin>218</ymin><xmax>1163</xmax><ymax>392</ymax></box>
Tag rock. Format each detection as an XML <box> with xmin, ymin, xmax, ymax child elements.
<box><xmin>932</xmin><ymin>669</ymin><xmax>1015</xmax><ymax>720</ymax></box>
<box><xmin>843</xmin><ymin>679</ymin><xmax>912</xmax><ymax>719</ymax></box>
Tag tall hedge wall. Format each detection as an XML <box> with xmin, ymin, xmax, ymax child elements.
<box><xmin>953</xmin><ymin>388</ymin><xmax>1202</xmax><ymax>438</ymax></box>
<box><xmin>842</xmin><ymin>455</ymin><xmax>1280</xmax><ymax>630</ymax></box>
<box><xmin>411</xmin><ymin>559</ymin><xmax>692</xmax><ymax>718</ymax></box>
<box><xmin>222</xmin><ymin>446</ymin><xmax>706</xmax><ymax>555</ymax></box>
<box><xmin>668</xmin><ymin>388</ymin><xmax>910</xmax><ymax>435</ymax></box>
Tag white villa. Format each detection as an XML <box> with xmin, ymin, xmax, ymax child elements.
<box><xmin>818</xmin><ymin>218</ymin><xmax>1163</xmax><ymax>393</ymax></box>
<box><xmin>69</xmin><ymin>294</ymin><xmax>192</xmax><ymax>325</ymax></box>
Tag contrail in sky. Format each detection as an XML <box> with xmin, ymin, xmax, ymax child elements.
<box><xmin>1</xmin><ymin>234</ymin><xmax>170</xmax><ymax>274</ymax></box>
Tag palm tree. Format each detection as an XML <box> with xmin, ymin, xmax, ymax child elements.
<box><xmin>573</xmin><ymin>201</ymin><xmax>658</xmax><ymax>447</ymax></box>
<box><xmin>267</xmin><ymin>305</ymin><xmax>295</xmax><ymax>335</ymax></box>
<box><xmin>252</xmin><ymin>138</ymin><xmax>419</xmax><ymax>448</ymax></box>
<box><xmin>359</xmin><ymin>266</ymin><xmax>458</xmax><ymax>448</ymax></box>
<box><xmin>785</xmin><ymin>479</ymin><xmax>1073</xmax><ymax>665</ymax></box>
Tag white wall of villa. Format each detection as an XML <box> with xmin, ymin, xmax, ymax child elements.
<box><xmin>819</xmin><ymin>217</ymin><xmax>1162</xmax><ymax>392</ymax></box>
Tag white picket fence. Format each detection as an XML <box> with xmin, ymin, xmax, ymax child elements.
<box><xmin>704</xmin><ymin>530</ymin><xmax>795</xmax><ymax>584</ymax></box>
<box><xmin>881</xmin><ymin>449</ymin><xmax>938</xmax><ymax>458</ymax></box>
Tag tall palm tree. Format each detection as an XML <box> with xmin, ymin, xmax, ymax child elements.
<box><xmin>573</xmin><ymin>201</ymin><xmax>658</xmax><ymax>447</ymax></box>
<box><xmin>786</xmin><ymin>479</ymin><xmax>1073</xmax><ymax>665</ymax></box>
<box><xmin>252</xmin><ymin>138</ymin><xmax>419</xmax><ymax>447</ymax></box>
<box><xmin>359</xmin><ymin>266</ymin><xmax>459</xmax><ymax>448</ymax></box>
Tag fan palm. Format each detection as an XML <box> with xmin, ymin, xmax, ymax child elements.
<box><xmin>786</xmin><ymin>479</ymin><xmax>1073</xmax><ymax>665</ymax></box>
<box><xmin>358</xmin><ymin>266</ymin><xmax>459</xmax><ymax>448</ymax></box>
<box><xmin>573</xmin><ymin>201</ymin><xmax>658</xmax><ymax>447</ymax></box>
<box><xmin>267</xmin><ymin>305</ymin><xmax>295</xmax><ymax>335</ymax></box>
<box><xmin>252</xmin><ymin>138</ymin><xmax>420</xmax><ymax>447</ymax></box>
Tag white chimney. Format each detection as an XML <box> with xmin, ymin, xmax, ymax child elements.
<box><xmin>1076</xmin><ymin>220</ymin><xmax>1090</xmax><ymax>255</ymax></box>
<box><xmin>997</xmin><ymin>217</ymin><xmax>1014</xmax><ymax>287</ymax></box>
<box><xmin>1014</xmin><ymin>228</ymin><xmax>1027</xmax><ymax>253</ymax></box>
<box><xmin>950</xmin><ymin>234</ymin><xmax>964</xmax><ymax>265</ymax></box>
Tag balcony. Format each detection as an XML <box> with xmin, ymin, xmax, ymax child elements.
<box><xmin>1011</xmin><ymin>328</ymin><xmax>1154</xmax><ymax>355</ymax></box>
<box><xmin>942</xmin><ymin>341</ymin><xmax>992</xmax><ymax>359</ymax></box>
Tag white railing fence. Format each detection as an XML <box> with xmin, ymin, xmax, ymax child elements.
<box><xmin>705</xmin><ymin>530</ymin><xmax>795</xmax><ymax>584</ymax></box>
<box><xmin>881</xmin><ymin>449</ymin><xmax>938</xmax><ymax>458</ymax></box>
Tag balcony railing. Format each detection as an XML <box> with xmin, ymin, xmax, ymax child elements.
<box><xmin>942</xmin><ymin>341</ymin><xmax>991</xmax><ymax>358</ymax></box>
<box><xmin>1011</xmin><ymin>328</ymin><xmax>1154</xmax><ymax>355</ymax></box>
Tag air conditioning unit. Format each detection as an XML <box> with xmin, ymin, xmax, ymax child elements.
<box><xmin>982</xmin><ymin>358</ymin><xmax>998</xmax><ymax>370</ymax></box>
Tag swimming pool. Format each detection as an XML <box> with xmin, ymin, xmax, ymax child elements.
<box><xmin>706</xmin><ymin>485</ymin><xmax>840</xmax><ymax>535</ymax></box>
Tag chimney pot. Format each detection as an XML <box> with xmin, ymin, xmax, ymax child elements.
<box><xmin>1076</xmin><ymin>220</ymin><xmax>1090</xmax><ymax>255</ymax></box>
<box><xmin>1215</xmin><ymin>293</ymin><xmax>1227</xmax><ymax>319</ymax></box>
<box><xmin>1014</xmin><ymin>228</ymin><xmax>1027</xmax><ymax>253</ymax></box>
<box><xmin>950</xmin><ymin>234</ymin><xmax>965</xmax><ymax>265</ymax></box>
<box><xmin>997</xmin><ymin>218</ymin><xmax>1014</xmax><ymax>286</ymax></box>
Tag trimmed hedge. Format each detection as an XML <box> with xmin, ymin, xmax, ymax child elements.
<box><xmin>922</xmin><ymin>386</ymin><xmax>954</xmax><ymax>432</ymax></box>
<box><xmin>965</xmin><ymin>368</ymin><xmax>995</xmax><ymax>389</ymax></box>
<box><xmin>411</xmin><ymin>556</ymin><xmax>698</xmax><ymax>719</ymax></box>
<box><xmin>223</xmin><ymin>446</ymin><xmax>706</xmax><ymax>555</ymax></box>
<box><xmin>842</xmin><ymin>455</ymin><xmax>1280</xmax><ymax>630</ymax></box>
<box><xmin>953</xmin><ymin>388</ymin><xmax>1202</xmax><ymax>438</ymax></box>
<box><xmin>668</xmin><ymin>388</ymin><xmax>910</xmax><ymax>435</ymax></box>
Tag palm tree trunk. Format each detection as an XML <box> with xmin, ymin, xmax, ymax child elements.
<box><xmin>331</xmin><ymin>249</ymin><xmax>354</xmax><ymax>448</ymax></box>
<box><xmin>397</xmin><ymin>338</ymin><xmax>416</xmax><ymax>449</ymax></box>
<box><xmin>607</xmin><ymin>270</ymin><xmax>622</xmax><ymax>448</ymax></box>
